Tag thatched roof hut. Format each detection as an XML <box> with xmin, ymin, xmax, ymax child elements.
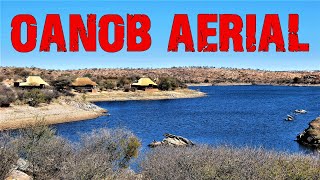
<box><xmin>132</xmin><ymin>77</ymin><xmax>157</xmax><ymax>87</ymax></box>
<box><xmin>17</xmin><ymin>76</ymin><xmax>49</xmax><ymax>88</ymax></box>
<box><xmin>71</xmin><ymin>77</ymin><xmax>97</xmax><ymax>93</ymax></box>
<box><xmin>71</xmin><ymin>77</ymin><xmax>97</xmax><ymax>87</ymax></box>
<box><xmin>132</xmin><ymin>77</ymin><xmax>157</xmax><ymax>90</ymax></box>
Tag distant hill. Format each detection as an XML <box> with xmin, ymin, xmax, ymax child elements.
<box><xmin>1</xmin><ymin>67</ymin><xmax>319</xmax><ymax>85</ymax></box>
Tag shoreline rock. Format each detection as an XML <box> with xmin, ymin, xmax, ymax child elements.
<box><xmin>148</xmin><ymin>133</ymin><xmax>195</xmax><ymax>147</ymax></box>
<box><xmin>296</xmin><ymin>117</ymin><xmax>320</xmax><ymax>149</ymax></box>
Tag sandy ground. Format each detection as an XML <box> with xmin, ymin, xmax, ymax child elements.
<box><xmin>0</xmin><ymin>89</ymin><xmax>205</xmax><ymax>130</ymax></box>
<box><xmin>83</xmin><ymin>89</ymin><xmax>206</xmax><ymax>102</ymax></box>
<box><xmin>0</xmin><ymin>100</ymin><xmax>107</xmax><ymax>130</ymax></box>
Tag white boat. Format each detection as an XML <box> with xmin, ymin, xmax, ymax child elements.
<box><xmin>294</xmin><ymin>109</ymin><xmax>307</xmax><ymax>114</ymax></box>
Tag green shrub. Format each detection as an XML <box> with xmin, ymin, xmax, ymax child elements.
<box><xmin>51</xmin><ymin>76</ymin><xmax>73</xmax><ymax>92</ymax></box>
<box><xmin>63</xmin><ymin>128</ymin><xmax>141</xmax><ymax>179</ymax></box>
<box><xmin>21</xmin><ymin>89</ymin><xmax>59</xmax><ymax>107</ymax></box>
<box><xmin>0</xmin><ymin>85</ymin><xmax>16</xmax><ymax>107</ymax></box>
<box><xmin>158</xmin><ymin>77</ymin><xmax>186</xmax><ymax>91</ymax></box>
<box><xmin>99</xmin><ymin>79</ymin><xmax>116</xmax><ymax>90</ymax></box>
<box><xmin>117</xmin><ymin>77</ymin><xmax>131</xmax><ymax>88</ymax></box>
<box><xmin>83</xmin><ymin>73</ymin><xmax>92</xmax><ymax>78</ymax></box>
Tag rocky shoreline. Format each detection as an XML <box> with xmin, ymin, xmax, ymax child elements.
<box><xmin>297</xmin><ymin>117</ymin><xmax>320</xmax><ymax>150</ymax></box>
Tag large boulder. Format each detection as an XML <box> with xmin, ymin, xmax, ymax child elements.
<box><xmin>297</xmin><ymin>117</ymin><xmax>320</xmax><ymax>149</ymax></box>
<box><xmin>5</xmin><ymin>170</ymin><xmax>32</xmax><ymax>180</ymax></box>
<box><xmin>16</xmin><ymin>158</ymin><xmax>30</xmax><ymax>171</ymax></box>
<box><xmin>148</xmin><ymin>133</ymin><xmax>194</xmax><ymax>147</ymax></box>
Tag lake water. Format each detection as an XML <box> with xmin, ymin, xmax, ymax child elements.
<box><xmin>55</xmin><ymin>86</ymin><xmax>320</xmax><ymax>154</ymax></box>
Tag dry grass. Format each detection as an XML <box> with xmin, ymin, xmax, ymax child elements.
<box><xmin>141</xmin><ymin>145</ymin><xmax>320</xmax><ymax>180</ymax></box>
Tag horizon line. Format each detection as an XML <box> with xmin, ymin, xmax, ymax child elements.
<box><xmin>1</xmin><ymin>65</ymin><xmax>319</xmax><ymax>72</ymax></box>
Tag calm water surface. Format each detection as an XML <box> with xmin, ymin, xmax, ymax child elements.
<box><xmin>55</xmin><ymin>86</ymin><xmax>320</xmax><ymax>154</ymax></box>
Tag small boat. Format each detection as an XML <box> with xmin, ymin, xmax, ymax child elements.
<box><xmin>285</xmin><ymin>115</ymin><xmax>294</xmax><ymax>121</ymax></box>
<box><xmin>294</xmin><ymin>109</ymin><xmax>307</xmax><ymax>114</ymax></box>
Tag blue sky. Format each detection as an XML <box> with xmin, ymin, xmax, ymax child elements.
<box><xmin>0</xmin><ymin>0</ymin><xmax>319</xmax><ymax>70</ymax></box>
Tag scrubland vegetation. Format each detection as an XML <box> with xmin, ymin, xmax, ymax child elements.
<box><xmin>0</xmin><ymin>67</ymin><xmax>188</xmax><ymax>107</ymax></box>
<box><xmin>0</xmin><ymin>85</ymin><xmax>16</xmax><ymax>107</ymax></box>
<box><xmin>0</xmin><ymin>125</ymin><xmax>319</xmax><ymax>180</ymax></box>
<box><xmin>2</xmin><ymin>66</ymin><xmax>319</xmax><ymax>86</ymax></box>
<box><xmin>141</xmin><ymin>146</ymin><xmax>320</xmax><ymax>180</ymax></box>
<box><xmin>0</xmin><ymin>125</ymin><xmax>141</xmax><ymax>179</ymax></box>
<box><xmin>0</xmin><ymin>84</ymin><xmax>64</xmax><ymax>107</ymax></box>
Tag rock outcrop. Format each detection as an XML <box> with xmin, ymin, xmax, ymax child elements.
<box><xmin>148</xmin><ymin>133</ymin><xmax>194</xmax><ymax>147</ymax></box>
<box><xmin>297</xmin><ymin>117</ymin><xmax>320</xmax><ymax>149</ymax></box>
<box><xmin>5</xmin><ymin>158</ymin><xmax>32</xmax><ymax>180</ymax></box>
<box><xmin>5</xmin><ymin>170</ymin><xmax>32</xmax><ymax>180</ymax></box>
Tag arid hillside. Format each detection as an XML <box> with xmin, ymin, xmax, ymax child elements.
<box><xmin>1</xmin><ymin>67</ymin><xmax>320</xmax><ymax>85</ymax></box>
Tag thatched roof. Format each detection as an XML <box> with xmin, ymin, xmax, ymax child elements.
<box><xmin>19</xmin><ymin>76</ymin><xmax>49</xmax><ymax>86</ymax></box>
<box><xmin>132</xmin><ymin>77</ymin><xmax>157</xmax><ymax>86</ymax></box>
<box><xmin>72</xmin><ymin>77</ymin><xmax>97</xmax><ymax>86</ymax></box>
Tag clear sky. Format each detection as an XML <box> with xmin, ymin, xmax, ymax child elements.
<box><xmin>0</xmin><ymin>0</ymin><xmax>319</xmax><ymax>70</ymax></box>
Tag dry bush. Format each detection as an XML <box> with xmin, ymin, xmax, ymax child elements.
<box><xmin>0</xmin><ymin>85</ymin><xmax>16</xmax><ymax>107</ymax></box>
<box><xmin>61</xmin><ymin>128</ymin><xmax>141</xmax><ymax>179</ymax></box>
<box><xmin>158</xmin><ymin>77</ymin><xmax>186</xmax><ymax>91</ymax></box>
<box><xmin>140</xmin><ymin>145</ymin><xmax>320</xmax><ymax>180</ymax></box>
<box><xmin>16</xmin><ymin>89</ymin><xmax>59</xmax><ymax>107</ymax></box>
<box><xmin>2</xmin><ymin>125</ymin><xmax>140</xmax><ymax>180</ymax></box>
<box><xmin>0</xmin><ymin>132</ymin><xmax>18</xmax><ymax>179</ymax></box>
<box><xmin>15</xmin><ymin>125</ymin><xmax>73</xmax><ymax>179</ymax></box>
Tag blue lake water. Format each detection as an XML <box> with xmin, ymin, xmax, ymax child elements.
<box><xmin>55</xmin><ymin>86</ymin><xmax>320</xmax><ymax>154</ymax></box>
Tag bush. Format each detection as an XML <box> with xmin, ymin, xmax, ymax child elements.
<box><xmin>124</xmin><ymin>85</ymin><xmax>131</xmax><ymax>92</ymax></box>
<box><xmin>117</xmin><ymin>77</ymin><xmax>131</xmax><ymax>88</ymax></box>
<box><xmin>0</xmin><ymin>85</ymin><xmax>16</xmax><ymax>107</ymax></box>
<box><xmin>15</xmin><ymin>125</ymin><xmax>72</xmax><ymax>179</ymax></box>
<box><xmin>83</xmin><ymin>73</ymin><xmax>92</xmax><ymax>78</ymax></box>
<box><xmin>0</xmin><ymin>125</ymin><xmax>141</xmax><ymax>179</ymax></box>
<box><xmin>20</xmin><ymin>89</ymin><xmax>59</xmax><ymax>107</ymax></box>
<box><xmin>13</xmin><ymin>68</ymin><xmax>30</xmax><ymax>78</ymax></box>
<box><xmin>0</xmin><ymin>132</ymin><xmax>18</xmax><ymax>179</ymax></box>
<box><xmin>99</xmin><ymin>79</ymin><xmax>116</xmax><ymax>90</ymax></box>
<box><xmin>141</xmin><ymin>146</ymin><xmax>320</xmax><ymax>180</ymax></box>
<box><xmin>158</xmin><ymin>77</ymin><xmax>186</xmax><ymax>91</ymax></box>
<box><xmin>62</xmin><ymin>128</ymin><xmax>141</xmax><ymax>179</ymax></box>
<box><xmin>1</xmin><ymin>125</ymin><xmax>319</xmax><ymax>179</ymax></box>
<box><xmin>51</xmin><ymin>76</ymin><xmax>73</xmax><ymax>92</ymax></box>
